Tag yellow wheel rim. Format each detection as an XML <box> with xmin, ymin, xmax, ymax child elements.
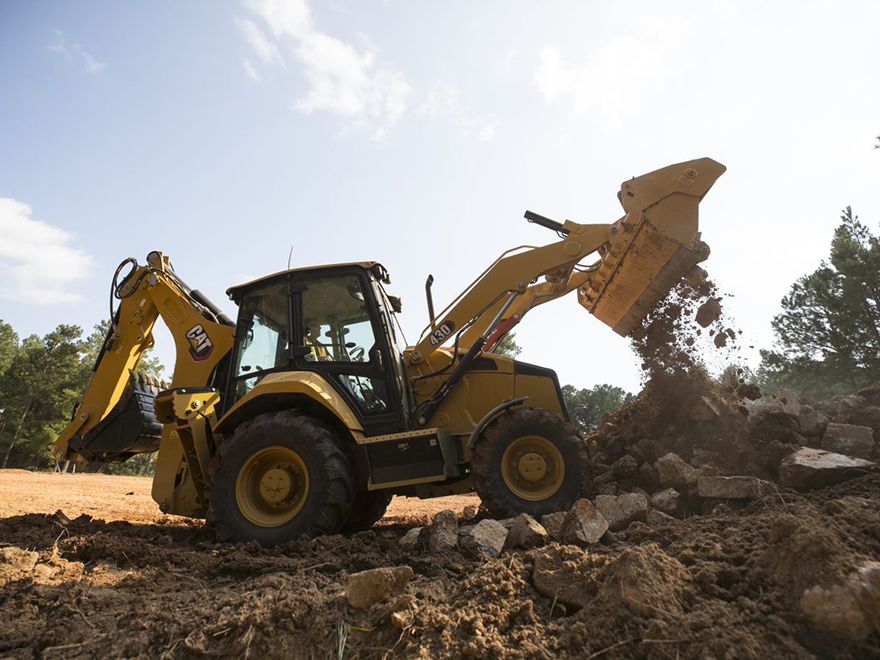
<box><xmin>235</xmin><ymin>446</ymin><xmax>309</xmax><ymax>528</ymax></box>
<box><xmin>501</xmin><ymin>435</ymin><xmax>565</xmax><ymax>501</ymax></box>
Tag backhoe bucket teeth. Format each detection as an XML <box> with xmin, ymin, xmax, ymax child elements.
<box><xmin>577</xmin><ymin>158</ymin><xmax>725</xmax><ymax>336</ymax></box>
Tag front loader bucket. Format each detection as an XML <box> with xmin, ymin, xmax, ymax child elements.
<box><xmin>578</xmin><ymin>158</ymin><xmax>725</xmax><ymax>336</ymax></box>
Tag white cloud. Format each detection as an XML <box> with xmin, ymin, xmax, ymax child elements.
<box><xmin>49</xmin><ymin>30</ymin><xmax>107</xmax><ymax>74</ymax></box>
<box><xmin>235</xmin><ymin>17</ymin><xmax>283</xmax><ymax>66</ymax></box>
<box><xmin>0</xmin><ymin>198</ymin><xmax>92</xmax><ymax>304</ymax></box>
<box><xmin>240</xmin><ymin>0</ymin><xmax>412</xmax><ymax>137</ymax></box>
<box><xmin>533</xmin><ymin>15</ymin><xmax>690</xmax><ymax>129</ymax></box>
<box><xmin>421</xmin><ymin>83</ymin><xmax>498</xmax><ymax>142</ymax></box>
<box><xmin>245</xmin><ymin>0</ymin><xmax>311</xmax><ymax>39</ymax></box>
<box><xmin>242</xmin><ymin>58</ymin><xmax>261</xmax><ymax>81</ymax></box>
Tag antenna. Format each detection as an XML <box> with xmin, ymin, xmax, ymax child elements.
<box><xmin>287</xmin><ymin>246</ymin><xmax>294</xmax><ymax>269</ymax></box>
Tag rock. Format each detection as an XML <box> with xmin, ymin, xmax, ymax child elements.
<box><xmin>776</xmin><ymin>389</ymin><xmax>802</xmax><ymax>418</ymax></box>
<box><xmin>646</xmin><ymin>509</ymin><xmax>677</xmax><ymax>525</ymax></box>
<box><xmin>685</xmin><ymin>463</ymin><xmax>720</xmax><ymax>498</ymax></box>
<box><xmin>633</xmin><ymin>461</ymin><xmax>660</xmax><ymax>493</ymax></box>
<box><xmin>836</xmin><ymin>394</ymin><xmax>868</xmax><ymax>418</ymax></box>
<box><xmin>507</xmin><ymin>514</ymin><xmax>548</xmax><ymax>549</ymax></box>
<box><xmin>748</xmin><ymin>403</ymin><xmax>804</xmax><ymax>445</ymax></box>
<box><xmin>655</xmin><ymin>452</ymin><xmax>696</xmax><ymax>490</ymax></box>
<box><xmin>0</xmin><ymin>547</ymin><xmax>39</xmax><ymax>587</ymax></box>
<box><xmin>695</xmin><ymin>297</ymin><xmax>721</xmax><ymax>327</ymax></box>
<box><xmin>560</xmin><ymin>499</ymin><xmax>609</xmax><ymax>545</ymax></box>
<box><xmin>400</xmin><ymin>527</ymin><xmax>425</xmax><ymax>549</ymax></box>
<box><xmin>779</xmin><ymin>447</ymin><xmax>875</xmax><ymax>491</ymax></box>
<box><xmin>856</xmin><ymin>384</ymin><xmax>880</xmax><ymax>407</ymax></box>
<box><xmin>461</xmin><ymin>519</ymin><xmax>508</xmax><ymax>559</ymax></box>
<box><xmin>497</xmin><ymin>518</ymin><xmax>516</xmax><ymax>530</ymax></box>
<box><xmin>839</xmin><ymin>405</ymin><xmax>880</xmax><ymax>431</ymax></box>
<box><xmin>697</xmin><ymin>476</ymin><xmax>773</xmax><ymax>500</ymax></box>
<box><xmin>737</xmin><ymin>382</ymin><xmax>762</xmax><ymax>400</ymax></box>
<box><xmin>540</xmin><ymin>511</ymin><xmax>567</xmax><ymax>541</ymax></box>
<box><xmin>800</xmin><ymin>561</ymin><xmax>880</xmax><ymax>641</ymax></box>
<box><xmin>347</xmin><ymin>566</ymin><xmax>413</xmax><ymax>609</ymax></box>
<box><xmin>821</xmin><ymin>423</ymin><xmax>875</xmax><ymax>459</ymax></box>
<box><xmin>611</xmin><ymin>454</ymin><xmax>639</xmax><ymax>479</ymax></box>
<box><xmin>594</xmin><ymin>493</ymin><xmax>648</xmax><ymax>531</ymax></box>
<box><xmin>531</xmin><ymin>545</ymin><xmax>597</xmax><ymax>609</ymax></box>
<box><xmin>690</xmin><ymin>396</ymin><xmax>721</xmax><ymax>422</ymax></box>
<box><xmin>798</xmin><ymin>405</ymin><xmax>825</xmax><ymax>437</ymax></box>
<box><xmin>461</xmin><ymin>505</ymin><xmax>478</xmax><ymax>520</ymax></box>
<box><xmin>429</xmin><ymin>509</ymin><xmax>459</xmax><ymax>553</ymax></box>
<box><xmin>649</xmin><ymin>488</ymin><xmax>680</xmax><ymax>515</ymax></box>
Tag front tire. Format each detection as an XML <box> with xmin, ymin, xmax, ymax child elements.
<box><xmin>472</xmin><ymin>407</ymin><xmax>591</xmax><ymax>518</ymax></box>
<box><xmin>341</xmin><ymin>490</ymin><xmax>393</xmax><ymax>532</ymax></box>
<box><xmin>208</xmin><ymin>410</ymin><xmax>354</xmax><ymax>546</ymax></box>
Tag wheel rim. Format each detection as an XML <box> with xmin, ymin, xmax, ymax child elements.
<box><xmin>500</xmin><ymin>435</ymin><xmax>565</xmax><ymax>501</ymax></box>
<box><xmin>235</xmin><ymin>446</ymin><xmax>309</xmax><ymax>527</ymax></box>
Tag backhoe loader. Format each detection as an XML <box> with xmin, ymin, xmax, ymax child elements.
<box><xmin>55</xmin><ymin>158</ymin><xmax>725</xmax><ymax>545</ymax></box>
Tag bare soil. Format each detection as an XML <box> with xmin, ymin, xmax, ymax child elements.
<box><xmin>1</xmin><ymin>470</ymin><xmax>879</xmax><ymax>659</ymax></box>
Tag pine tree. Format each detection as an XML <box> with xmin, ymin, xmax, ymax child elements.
<box><xmin>760</xmin><ymin>208</ymin><xmax>880</xmax><ymax>396</ymax></box>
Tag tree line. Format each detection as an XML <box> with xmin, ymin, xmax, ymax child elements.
<box><xmin>0</xmin><ymin>320</ymin><xmax>162</xmax><ymax>472</ymax></box>
<box><xmin>1</xmin><ymin>205</ymin><xmax>877</xmax><ymax>472</ymax></box>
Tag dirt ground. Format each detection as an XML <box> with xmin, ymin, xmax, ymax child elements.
<box><xmin>1</xmin><ymin>469</ymin><xmax>879</xmax><ymax>659</ymax></box>
<box><xmin>0</xmin><ymin>471</ymin><xmax>480</xmax><ymax>527</ymax></box>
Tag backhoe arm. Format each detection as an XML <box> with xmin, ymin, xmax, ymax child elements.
<box><xmin>55</xmin><ymin>251</ymin><xmax>235</xmax><ymax>463</ymax></box>
<box><xmin>411</xmin><ymin>157</ymin><xmax>726</xmax><ymax>362</ymax></box>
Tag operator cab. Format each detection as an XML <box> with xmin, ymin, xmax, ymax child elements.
<box><xmin>225</xmin><ymin>262</ymin><xmax>409</xmax><ymax>435</ymax></box>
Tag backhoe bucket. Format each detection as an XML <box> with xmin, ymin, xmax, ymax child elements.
<box><xmin>578</xmin><ymin>158</ymin><xmax>725</xmax><ymax>336</ymax></box>
<box><xmin>67</xmin><ymin>374</ymin><xmax>163</xmax><ymax>462</ymax></box>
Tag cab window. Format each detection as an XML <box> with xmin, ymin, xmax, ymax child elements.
<box><xmin>231</xmin><ymin>280</ymin><xmax>290</xmax><ymax>399</ymax></box>
<box><xmin>300</xmin><ymin>274</ymin><xmax>378</xmax><ymax>363</ymax></box>
<box><xmin>297</xmin><ymin>272</ymin><xmax>392</xmax><ymax>415</ymax></box>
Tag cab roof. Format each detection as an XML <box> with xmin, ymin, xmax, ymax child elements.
<box><xmin>226</xmin><ymin>261</ymin><xmax>389</xmax><ymax>302</ymax></box>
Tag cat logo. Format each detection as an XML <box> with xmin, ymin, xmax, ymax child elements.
<box><xmin>186</xmin><ymin>324</ymin><xmax>214</xmax><ymax>361</ymax></box>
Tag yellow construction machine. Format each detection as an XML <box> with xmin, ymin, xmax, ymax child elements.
<box><xmin>55</xmin><ymin>158</ymin><xmax>725</xmax><ymax>545</ymax></box>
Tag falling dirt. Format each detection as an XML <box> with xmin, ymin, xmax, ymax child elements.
<box><xmin>628</xmin><ymin>266</ymin><xmax>738</xmax><ymax>381</ymax></box>
<box><xmin>1</xmin><ymin>471</ymin><xmax>878</xmax><ymax>658</ymax></box>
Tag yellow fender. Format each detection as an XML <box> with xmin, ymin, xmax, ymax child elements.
<box><xmin>214</xmin><ymin>371</ymin><xmax>364</xmax><ymax>438</ymax></box>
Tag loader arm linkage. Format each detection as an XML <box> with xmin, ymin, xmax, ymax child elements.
<box><xmin>410</xmin><ymin>158</ymin><xmax>726</xmax><ymax>364</ymax></box>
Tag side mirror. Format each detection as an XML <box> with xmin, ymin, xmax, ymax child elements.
<box><xmin>388</xmin><ymin>295</ymin><xmax>403</xmax><ymax>313</ymax></box>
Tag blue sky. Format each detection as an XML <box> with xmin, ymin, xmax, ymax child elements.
<box><xmin>1</xmin><ymin>0</ymin><xmax>879</xmax><ymax>392</ymax></box>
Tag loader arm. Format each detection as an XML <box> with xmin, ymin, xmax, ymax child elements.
<box><xmin>55</xmin><ymin>251</ymin><xmax>235</xmax><ymax>463</ymax></box>
<box><xmin>412</xmin><ymin>157</ymin><xmax>726</xmax><ymax>362</ymax></box>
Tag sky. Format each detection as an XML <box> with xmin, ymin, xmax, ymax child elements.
<box><xmin>1</xmin><ymin>0</ymin><xmax>879</xmax><ymax>393</ymax></box>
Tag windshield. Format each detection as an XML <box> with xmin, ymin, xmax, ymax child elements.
<box><xmin>231</xmin><ymin>280</ymin><xmax>290</xmax><ymax>399</ymax></box>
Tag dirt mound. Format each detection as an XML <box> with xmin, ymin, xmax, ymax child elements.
<box><xmin>2</xmin><ymin>474</ymin><xmax>878</xmax><ymax>658</ymax></box>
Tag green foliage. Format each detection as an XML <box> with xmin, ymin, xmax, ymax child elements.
<box><xmin>83</xmin><ymin>320</ymin><xmax>165</xmax><ymax>381</ymax></box>
<box><xmin>493</xmin><ymin>332</ymin><xmax>522</xmax><ymax>358</ymax></box>
<box><xmin>561</xmin><ymin>383</ymin><xmax>633</xmax><ymax>432</ymax></box>
<box><xmin>0</xmin><ymin>321</ymin><xmax>18</xmax><ymax>377</ymax></box>
<box><xmin>0</xmin><ymin>319</ymin><xmax>165</xmax><ymax>471</ymax></box>
<box><xmin>759</xmin><ymin>208</ymin><xmax>880</xmax><ymax>397</ymax></box>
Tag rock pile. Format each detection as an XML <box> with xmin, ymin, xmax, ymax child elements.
<box><xmin>591</xmin><ymin>374</ymin><xmax>878</xmax><ymax>510</ymax></box>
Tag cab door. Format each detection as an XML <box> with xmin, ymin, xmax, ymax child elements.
<box><xmin>291</xmin><ymin>269</ymin><xmax>405</xmax><ymax>435</ymax></box>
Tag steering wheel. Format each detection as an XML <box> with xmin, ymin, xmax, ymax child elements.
<box><xmin>350</xmin><ymin>346</ymin><xmax>365</xmax><ymax>362</ymax></box>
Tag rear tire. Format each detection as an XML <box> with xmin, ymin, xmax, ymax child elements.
<box><xmin>472</xmin><ymin>407</ymin><xmax>591</xmax><ymax>518</ymax></box>
<box><xmin>342</xmin><ymin>490</ymin><xmax>393</xmax><ymax>532</ymax></box>
<box><xmin>208</xmin><ymin>410</ymin><xmax>354</xmax><ymax>546</ymax></box>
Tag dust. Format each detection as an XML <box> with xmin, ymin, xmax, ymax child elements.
<box><xmin>591</xmin><ymin>266</ymin><xmax>771</xmax><ymax>481</ymax></box>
